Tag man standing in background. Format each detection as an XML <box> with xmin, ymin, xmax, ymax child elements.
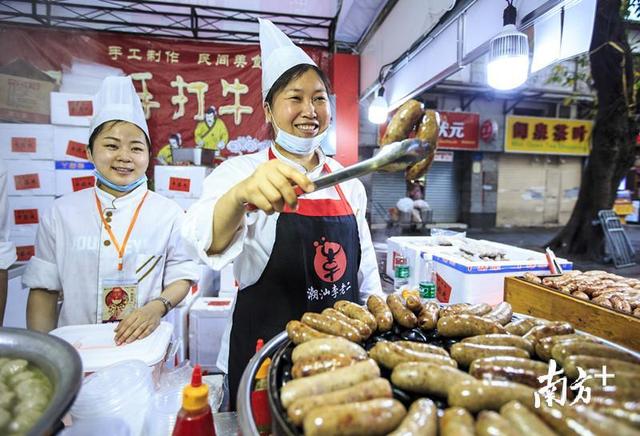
<box><xmin>0</xmin><ymin>158</ymin><xmax>17</xmax><ymax>325</ymax></box>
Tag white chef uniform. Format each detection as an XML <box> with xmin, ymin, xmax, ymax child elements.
<box><xmin>0</xmin><ymin>159</ymin><xmax>17</xmax><ymax>270</ymax></box>
<box><xmin>182</xmin><ymin>144</ymin><xmax>383</xmax><ymax>372</ymax></box>
<box><xmin>23</xmin><ymin>183</ymin><xmax>200</xmax><ymax>326</ymax></box>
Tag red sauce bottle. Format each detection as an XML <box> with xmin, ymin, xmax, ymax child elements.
<box><xmin>172</xmin><ymin>364</ymin><xmax>215</xmax><ymax>436</ymax></box>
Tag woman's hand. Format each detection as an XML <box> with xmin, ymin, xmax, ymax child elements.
<box><xmin>114</xmin><ymin>301</ymin><xmax>164</xmax><ymax>345</ymax></box>
<box><xmin>231</xmin><ymin>160</ymin><xmax>315</xmax><ymax>214</ymax></box>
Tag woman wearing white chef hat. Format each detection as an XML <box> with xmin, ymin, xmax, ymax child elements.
<box><xmin>182</xmin><ymin>19</ymin><xmax>382</xmax><ymax>406</ymax></box>
<box><xmin>24</xmin><ymin>76</ymin><xmax>199</xmax><ymax>344</ymax></box>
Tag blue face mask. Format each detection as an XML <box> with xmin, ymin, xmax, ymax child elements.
<box><xmin>94</xmin><ymin>169</ymin><xmax>147</xmax><ymax>193</ymax></box>
<box><xmin>268</xmin><ymin>106</ymin><xmax>329</xmax><ymax>155</ymax></box>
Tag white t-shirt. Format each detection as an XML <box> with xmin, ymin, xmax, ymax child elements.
<box><xmin>23</xmin><ymin>184</ymin><xmax>200</xmax><ymax>327</ymax></box>
<box><xmin>0</xmin><ymin>159</ymin><xmax>16</xmax><ymax>270</ymax></box>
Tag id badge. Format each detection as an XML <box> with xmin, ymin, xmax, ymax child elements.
<box><xmin>100</xmin><ymin>277</ymin><xmax>139</xmax><ymax>323</ymax></box>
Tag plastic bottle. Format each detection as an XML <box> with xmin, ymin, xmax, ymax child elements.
<box><xmin>419</xmin><ymin>256</ymin><xmax>437</xmax><ymax>301</ymax></box>
<box><xmin>394</xmin><ymin>255</ymin><xmax>410</xmax><ymax>291</ymax></box>
<box><xmin>251</xmin><ymin>339</ymin><xmax>272</xmax><ymax>435</ymax></box>
<box><xmin>172</xmin><ymin>364</ymin><xmax>215</xmax><ymax>436</ymax></box>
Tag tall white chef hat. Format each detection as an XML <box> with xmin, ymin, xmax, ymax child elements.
<box><xmin>90</xmin><ymin>76</ymin><xmax>149</xmax><ymax>140</ymax></box>
<box><xmin>259</xmin><ymin>18</ymin><xmax>317</xmax><ymax>101</ymax></box>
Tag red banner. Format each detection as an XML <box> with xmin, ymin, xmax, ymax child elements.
<box><xmin>437</xmin><ymin>111</ymin><xmax>479</xmax><ymax>150</ymax></box>
<box><xmin>0</xmin><ymin>26</ymin><xmax>330</xmax><ymax>163</ymax></box>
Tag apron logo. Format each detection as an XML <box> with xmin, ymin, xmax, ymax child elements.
<box><xmin>313</xmin><ymin>237</ymin><xmax>347</xmax><ymax>283</ymax></box>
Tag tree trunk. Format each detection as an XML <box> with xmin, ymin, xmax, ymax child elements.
<box><xmin>549</xmin><ymin>0</ymin><xmax>637</xmax><ymax>259</ymax></box>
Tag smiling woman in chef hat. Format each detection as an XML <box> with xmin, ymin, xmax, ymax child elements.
<box><xmin>24</xmin><ymin>76</ymin><xmax>199</xmax><ymax>345</ymax></box>
<box><xmin>182</xmin><ymin>19</ymin><xmax>382</xmax><ymax>407</ymax></box>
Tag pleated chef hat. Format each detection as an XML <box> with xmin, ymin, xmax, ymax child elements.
<box><xmin>90</xmin><ymin>76</ymin><xmax>149</xmax><ymax>139</ymax></box>
<box><xmin>259</xmin><ymin>18</ymin><xmax>317</xmax><ymax>101</ymax></box>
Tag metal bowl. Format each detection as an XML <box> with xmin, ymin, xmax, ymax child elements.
<box><xmin>0</xmin><ymin>327</ymin><xmax>83</xmax><ymax>436</ymax></box>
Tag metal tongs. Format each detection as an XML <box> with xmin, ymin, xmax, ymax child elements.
<box><xmin>245</xmin><ymin>138</ymin><xmax>432</xmax><ymax>212</ymax></box>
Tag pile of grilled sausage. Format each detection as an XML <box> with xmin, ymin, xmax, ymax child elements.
<box><xmin>523</xmin><ymin>270</ymin><xmax>640</xmax><ymax>317</ymax></box>
<box><xmin>281</xmin><ymin>295</ymin><xmax>640</xmax><ymax>435</ymax></box>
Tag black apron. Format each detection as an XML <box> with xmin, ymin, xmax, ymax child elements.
<box><xmin>228</xmin><ymin>150</ymin><xmax>361</xmax><ymax>409</ymax></box>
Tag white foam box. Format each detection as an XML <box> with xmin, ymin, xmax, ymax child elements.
<box><xmin>433</xmin><ymin>241</ymin><xmax>573</xmax><ymax>306</ymax></box>
<box><xmin>189</xmin><ymin>297</ymin><xmax>234</xmax><ymax>373</ymax></box>
<box><xmin>385</xmin><ymin>236</ymin><xmax>460</xmax><ymax>287</ymax></box>
<box><xmin>171</xmin><ymin>197</ymin><xmax>197</xmax><ymax>212</ymax></box>
<box><xmin>50</xmin><ymin>92</ymin><xmax>94</xmax><ymax>127</ymax></box>
<box><xmin>7</xmin><ymin>160</ymin><xmax>55</xmax><ymax>196</ymax></box>
<box><xmin>55</xmin><ymin>161</ymin><xmax>95</xmax><ymax>196</ymax></box>
<box><xmin>8</xmin><ymin>195</ymin><xmax>55</xmax><ymax>234</ymax></box>
<box><xmin>0</xmin><ymin>123</ymin><xmax>54</xmax><ymax>160</ymax></box>
<box><xmin>154</xmin><ymin>165</ymin><xmax>210</xmax><ymax>199</ymax></box>
<box><xmin>10</xmin><ymin>229</ymin><xmax>36</xmax><ymax>263</ymax></box>
<box><xmin>165</xmin><ymin>288</ymin><xmax>201</xmax><ymax>366</ymax></box>
<box><xmin>53</xmin><ymin>125</ymin><xmax>90</xmax><ymax>161</ymax></box>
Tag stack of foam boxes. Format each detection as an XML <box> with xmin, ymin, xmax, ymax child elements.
<box><xmin>153</xmin><ymin>164</ymin><xmax>211</xmax><ymax>212</ymax></box>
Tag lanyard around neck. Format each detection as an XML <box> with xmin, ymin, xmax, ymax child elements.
<box><xmin>94</xmin><ymin>190</ymin><xmax>149</xmax><ymax>271</ymax></box>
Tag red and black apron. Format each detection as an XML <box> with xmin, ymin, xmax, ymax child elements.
<box><xmin>228</xmin><ymin>150</ymin><xmax>361</xmax><ymax>408</ymax></box>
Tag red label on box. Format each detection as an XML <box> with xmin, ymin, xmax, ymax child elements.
<box><xmin>16</xmin><ymin>245</ymin><xmax>35</xmax><ymax>262</ymax></box>
<box><xmin>208</xmin><ymin>300</ymin><xmax>232</xmax><ymax>306</ymax></box>
<box><xmin>11</xmin><ymin>137</ymin><xmax>37</xmax><ymax>153</ymax></box>
<box><xmin>66</xmin><ymin>140</ymin><xmax>88</xmax><ymax>159</ymax></box>
<box><xmin>71</xmin><ymin>175</ymin><xmax>95</xmax><ymax>192</ymax></box>
<box><xmin>14</xmin><ymin>173</ymin><xmax>40</xmax><ymax>190</ymax></box>
<box><xmin>436</xmin><ymin>273</ymin><xmax>452</xmax><ymax>303</ymax></box>
<box><xmin>169</xmin><ymin>177</ymin><xmax>191</xmax><ymax>192</ymax></box>
<box><xmin>14</xmin><ymin>209</ymin><xmax>39</xmax><ymax>225</ymax></box>
<box><xmin>68</xmin><ymin>100</ymin><xmax>93</xmax><ymax>116</ymax></box>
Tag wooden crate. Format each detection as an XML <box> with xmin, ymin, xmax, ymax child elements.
<box><xmin>504</xmin><ymin>277</ymin><xmax>640</xmax><ymax>351</ymax></box>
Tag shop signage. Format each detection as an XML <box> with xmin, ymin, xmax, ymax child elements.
<box><xmin>0</xmin><ymin>27</ymin><xmax>329</xmax><ymax>167</ymax></box>
<box><xmin>434</xmin><ymin>151</ymin><xmax>454</xmax><ymax>162</ymax></box>
<box><xmin>438</xmin><ymin>111</ymin><xmax>479</xmax><ymax>150</ymax></box>
<box><xmin>480</xmin><ymin>119</ymin><xmax>498</xmax><ymax>143</ymax></box>
<box><xmin>505</xmin><ymin>115</ymin><xmax>592</xmax><ymax>156</ymax></box>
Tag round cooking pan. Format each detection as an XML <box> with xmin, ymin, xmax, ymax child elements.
<box><xmin>0</xmin><ymin>327</ymin><xmax>83</xmax><ymax>436</ymax></box>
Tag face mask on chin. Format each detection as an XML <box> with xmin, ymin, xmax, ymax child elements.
<box><xmin>94</xmin><ymin>169</ymin><xmax>147</xmax><ymax>193</ymax></box>
<box><xmin>267</xmin><ymin>105</ymin><xmax>328</xmax><ymax>155</ymax></box>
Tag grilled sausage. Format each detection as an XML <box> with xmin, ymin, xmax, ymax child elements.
<box><xmin>287</xmin><ymin>377</ymin><xmax>392</xmax><ymax>426</ymax></box>
<box><xmin>462</xmin><ymin>303</ymin><xmax>493</xmax><ymax>316</ymax></box>
<box><xmin>437</xmin><ymin>314</ymin><xmax>507</xmax><ymax>337</ymax></box>
<box><xmin>439</xmin><ymin>407</ymin><xmax>475</xmax><ymax>436</ymax></box>
<box><xmin>380</xmin><ymin>99</ymin><xmax>423</xmax><ymax>145</ymax></box>
<box><xmin>588</xmin><ymin>403</ymin><xmax>640</xmax><ymax>429</ymax></box>
<box><xmin>286</xmin><ymin>320</ymin><xmax>332</xmax><ymax>345</ymax></box>
<box><xmin>405</xmin><ymin>295</ymin><xmax>423</xmax><ymax>313</ymax></box>
<box><xmin>439</xmin><ymin>303</ymin><xmax>471</xmax><ymax>318</ymax></box>
<box><xmin>534</xmin><ymin>334</ymin><xmax>598</xmax><ymax>361</ymax></box>
<box><xmin>394</xmin><ymin>340</ymin><xmax>449</xmax><ymax>357</ymax></box>
<box><xmin>322</xmin><ymin>308</ymin><xmax>372</xmax><ymax>340</ymax></box>
<box><xmin>334</xmin><ymin>300</ymin><xmax>378</xmax><ymax>331</ymax></box>
<box><xmin>450</xmin><ymin>343</ymin><xmax>529</xmax><ymax>368</ymax></box>
<box><xmin>470</xmin><ymin>363</ymin><xmax>543</xmax><ymax>388</ymax></box>
<box><xmin>589</xmin><ymin>386</ymin><xmax>639</xmax><ymax>402</ymax></box>
<box><xmin>462</xmin><ymin>334</ymin><xmax>534</xmax><ymax>354</ymax></box>
<box><xmin>303</xmin><ymin>398</ymin><xmax>406</xmax><ymax>436</ymax></box>
<box><xmin>388</xmin><ymin>398</ymin><xmax>437</xmax><ymax>436</ymax></box>
<box><xmin>367</xmin><ymin>295</ymin><xmax>394</xmax><ymax>333</ymax></box>
<box><xmin>417</xmin><ymin>301</ymin><xmax>439</xmax><ymax>331</ymax></box>
<box><xmin>484</xmin><ymin>302</ymin><xmax>513</xmax><ymax>325</ymax></box>
<box><xmin>469</xmin><ymin>356</ymin><xmax>550</xmax><ymax>377</ymax></box>
<box><xmin>301</xmin><ymin>312</ymin><xmax>362</xmax><ymax>342</ymax></box>
<box><xmin>551</xmin><ymin>341</ymin><xmax>640</xmax><ymax>366</ymax></box>
<box><xmin>448</xmin><ymin>380</ymin><xmax>535</xmax><ymax>412</ymax></box>
<box><xmin>504</xmin><ymin>318</ymin><xmax>546</xmax><ymax>336</ymax></box>
<box><xmin>291</xmin><ymin>337</ymin><xmax>367</xmax><ymax>363</ymax></box>
<box><xmin>291</xmin><ymin>353</ymin><xmax>365</xmax><ymax>379</ymax></box>
<box><xmin>391</xmin><ymin>361</ymin><xmax>475</xmax><ymax>398</ymax></box>
<box><xmin>571</xmin><ymin>404</ymin><xmax>639</xmax><ymax>436</ymax></box>
<box><xmin>500</xmin><ymin>401</ymin><xmax>556</xmax><ymax>436</ymax></box>
<box><xmin>406</xmin><ymin>110</ymin><xmax>439</xmax><ymax>181</ymax></box>
<box><xmin>522</xmin><ymin>321</ymin><xmax>574</xmax><ymax>342</ymax></box>
<box><xmin>583</xmin><ymin>370</ymin><xmax>640</xmax><ymax>389</ymax></box>
<box><xmin>562</xmin><ymin>355</ymin><xmax>640</xmax><ymax>379</ymax></box>
<box><xmin>369</xmin><ymin>341</ymin><xmax>457</xmax><ymax>369</ymax></box>
<box><xmin>387</xmin><ymin>294</ymin><xmax>418</xmax><ymax>328</ymax></box>
<box><xmin>476</xmin><ymin>411</ymin><xmax>519</xmax><ymax>436</ymax></box>
<box><xmin>280</xmin><ymin>359</ymin><xmax>380</xmax><ymax>408</ymax></box>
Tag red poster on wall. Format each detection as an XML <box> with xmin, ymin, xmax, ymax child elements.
<box><xmin>437</xmin><ymin>111</ymin><xmax>479</xmax><ymax>150</ymax></box>
<box><xmin>0</xmin><ymin>26</ymin><xmax>330</xmax><ymax>165</ymax></box>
